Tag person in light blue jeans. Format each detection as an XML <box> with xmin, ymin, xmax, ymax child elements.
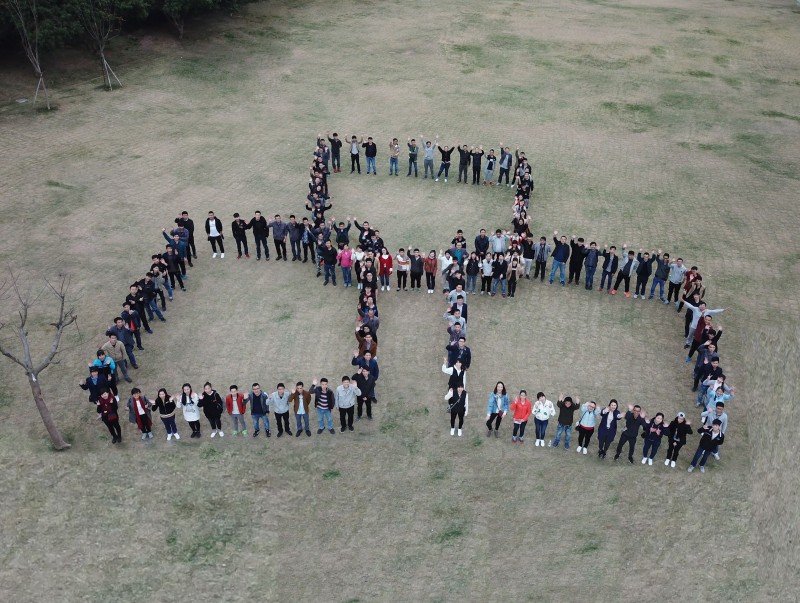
<box><xmin>551</xmin><ymin>395</ymin><xmax>579</xmax><ymax>449</ymax></box>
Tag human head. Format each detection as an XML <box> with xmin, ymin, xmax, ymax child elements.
<box><xmin>632</xmin><ymin>404</ymin><xmax>641</xmax><ymax>416</ymax></box>
<box><xmin>495</xmin><ymin>382</ymin><xmax>506</xmax><ymax>395</ymax></box>
<box><xmin>608</xmin><ymin>399</ymin><xmax>618</xmax><ymax>411</ymax></box>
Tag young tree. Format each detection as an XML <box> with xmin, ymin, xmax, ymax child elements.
<box><xmin>0</xmin><ymin>272</ymin><xmax>79</xmax><ymax>450</ymax></box>
<box><xmin>160</xmin><ymin>0</ymin><xmax>218</xmax><ymax>40</ymax></box>
<box><xmin>5</xmin><ymin>0</ymin><xmax>50</xmax><ymax>108</ymax></box>
<box><xmin>72</xmin><ymin>0</ymin><xmax>147</xmax><ymax>90</ymax></box>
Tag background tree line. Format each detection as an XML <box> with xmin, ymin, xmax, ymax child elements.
<box><xmin>1</xmin><ymin>0</ymin><xmax>251</xmax><ymax>105</ymax></box>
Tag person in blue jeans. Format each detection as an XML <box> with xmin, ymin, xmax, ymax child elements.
<box><xmin>582</xmin><ymin>241</ymin><xmax>601</xmax><ymax>290</ymax></box>
<box><xmin>549</xmin><ymin>231</ymin><xmax>570</xmax><ymax>285</ymax></box>
<box><xmin>388</xmin><ymin>138</ymin><xmax>400</xmax><ymax>175</ymax></box>
<box><xmin>289</xmin><ymin>382</ymin><xmax>312</xmax><ymax>437</ymax></box>
<box><xmin>598</xmin><ymin>245</ymin><xmax>618</xmax><ymax>292</ymax></box>
<box><xmin>688</xmin><ymin>420</ymin><xmax>724</xmax><ymax>473</ymax></box>
<box><xmin>311</xmin><ymin>378</ymin><xmax>335</xmax><ymax>434</ymax></box>
<box><xmin>362</xmin><ymin>136</ymin><xmax>377</xmax><ymax>174</ymax></box>
<box><xmin>551</xmin><ymin>394</ymin><xmax>579</xmax><ymax>449</ymax></box>
<box><xmin>649</xmin><ymin>250</ymin><xmax>670</xmax><ymax>301</ymax></box>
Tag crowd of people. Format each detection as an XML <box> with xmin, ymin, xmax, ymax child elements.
<box><xmin>77</xmin><ymin>132</ymin><xmax>734</xmax><ymax>474</ymax></box>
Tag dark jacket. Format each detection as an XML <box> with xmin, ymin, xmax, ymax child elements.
<box><xmin>205</xmin><ymin>218</ymin><xmax>224</xmax><ymax>238</ymax></box>
<box><xmin>667</xmin><ymin>419</ymin><xmax>694</xmax><ymax>445</ymax></box>
<box><xmin>321</xmin><ymin>246</ymin><xmax>338</xmax><ymax>266</ymax></box>
<box><xmin>106</xmin><ymin>324</ymin><xmax>134</xmax><ymax>348</ymax></box>
<box><xmin>621</xmin><ymin>411</ymin><xmax>648</xmax><ymax>438</ymax></box>
<box><xmin>583</xmin><ymin>247</ymin><xmax>601</xmax><ymax>269</ymax></box>
<box><xmin>362</xmin><ymin>141</ymin><xmax>377</xmax><ymax>157</ymax></box>
<box><xmin>249</xmin><ymin>391</ymin><xmax>270</xmax><ymax>415</ymax></box>
<box><xmin>96</xmin><ymin>394</ymin><xmax>118</xmax><ymax>419</ymax></box>
<box><xmin>474</xmin><ymin>235</ymin><xmax>490</xmax><ymax>256</ymax></box>
<box><xmin>551</xmin><ymin>238</ymin><xmax>570</xmax><ymax>263</ymax></box>
<box><xmin>249</xmin><ymin>216</ymin><xmax>270</xmax><ymax>237</ymax></box>
<box><xmin>232</xmin><ymin>219</ymin><xmax>250</xmax><ymax>240</ymax></box>
<box><xmin>556</xmin><ymin>399</ymin><xmax>578</xmax><ymax>426</ymax></box>
<box><xmin>311</xmin><ymin>386</ymin><xmax>334</xmax><ymax>410</ymax></box>
<box><xmin>653</xmin><ymin>255</ymin><xmax>670</xmax><ymax>280</ymax></box>
<box><xmin>352</xmin><ymin>371</ymin><xmax>376</xmax><ymax>399</ymax></box>
<box><xmin>636</xmin><ymin>253</ymin><xmax>655</xmax><ymax>277</ymax></box>
<box><xmin>696</xmin><ymin>426</ymin><xmax>724</xmax><ymax>450</ymax></box>
<box><xmin>569</xmin><ymin>240</ymin><xmax>584</xmax><ymax>268</ymax></box>
<box><xmin>597</xmin><ymin>409</ymin><xmax>622</xmax><ymax>440</ymax></box>
<box><xmin>601</xmin><ymin>251</ymin><xmax>619</xmax><ymax>273</ymax></box>
<box><xmin>457</xmin><ymin>148</ymin><xmax>471</xmax><ymax>166</ymax></box>
<box><xmin>643</xmin><ymin>419</ymin><xmax>669</xmax><ymax>442</ymax></box>
<box><xmin>175</xmin><ymin>216</ymin><xmax>195</xmax><ymax>235</ymax></box>
<box><xmin>80</xmin><ymin>374</ymin><xmax>110</xmax><ymax>402</ymax></box>
<box><xmin>198</xmin><ymin>390</ymin><xmax>224</xmax><ymax>418</ymax></box>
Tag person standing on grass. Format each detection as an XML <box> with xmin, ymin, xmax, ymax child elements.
<box><xmin>446</xmin><ymin>384</ymin><xmax>469</xmax><ymax>437</ymax></box>
<box><xmin>596</xmin><ymin>400</ymin><xmax>622</xmax><ymax>459</ymax></box>
<box><xmin>665</xmin><ymin>412</ymin><xmax>693</xmax><ymax>468</ymax></box>
<box><xmin>532</xmin><ymin>392</ymin><xmax>556</xmax><ymax>447</ymax></box>
<box><xmin>470</xmin><ymin>146</ymin><xmax>484</xmax><ymax>185</ymax></box>
<box><xmin>321</xmin><ymin>239</ymin><xmax>338</xmax><ymax>286</ymax></box>
<box><xmin>337</xmin><ymin>244</ymin><xmax>354</xmax><ymax>288</ymax></box>
<box><xmin>312</xmin><ymin>378</ymin><xmax>335</xmax><ymax>435</ymax></box>
<box><xmin>269</xmin><ymin>383</ymin><xmax>292</xmax><ymax>437</ymax></box>
<box><xmin>395</xmin><ymin>248</ymin><xmax>411</xmax><ymax>291</ymax></box>
<box><xmin>348</xmin><ymin>135</ymin><xmax>362</xmax><ymax>173</ymax></box>
<box><xmin>362</xmin><ymin>136</ymin><xmax>378</xmax><ymax>174</ymax></box>
<box><xmin>490</xmin><ymin>252</ymin><xmax>508</xmax><ymax>297</ymax></box>
<box><xmin>509</xmin><ymin>389</ymin><xmax>532</xmax><ymax>443</ymax></box>
<box><xmin>353</xmin><ymin>365</ymin><xmax>376</xmax><ymax>421</ymax></box>
<box><xmin>170</xmin><ymin>220</ymin><xmax>193</xmax><ymax>268</ymax></box>
<box><xmin>484</xmin><ymin>149</ymin><xmax>497</xmax><ymax>184</ymax></box>
<box><xmin>579</xmin><ymin>241</ymin><xmax>600</xmax><ymax>290</ymax></box>
<box><xmin>700</xmin><ymin>402</ymin><xmax>728</xmax><ymax>460</ymax></box>
<box><xmin>424</xmin><ymin>250</ymin><xmax>438</xmax><ymax>294</ymax></box>
<box><xmin>102</xmin><ymin>332</ymin><xmax>134</xmax><ymax>381</ymax></box>
<box><xmin>288</xmin><ymin>215</ymin><xmax>305</xmax><ymax>261</ymax></box>
<box><xmin>598</xmin><ymin>245</ymin><xmax>618</xmax><ymax>293</ymax></box>
<box><xmin>388</xmin><ymin>138</ymin><xmax>400</xmax><ymax>175</ymax></box>
<box><xmin>125</xmin><ymin>285</ymin><xmax>152</xmax><ymax>335</ymax></box>
<box><xmin>575</xmin><ymin>398</ymin><xmax>599</xmax><ymax>455</ymax></box>
<box><xmin>679</xmin><ymin>269</ymin><xmax>704</xmax><ymax>312</ymax></box>
<box><xmin>177</xmin><ymin>383</ymin><xmax>202</xmax><ymax>439</ymax></box>
<box><xmin>641</xmin><ymin>412</ymin><xmax>668</xmax><ymax>465</ymax></box>
<box><xmin>80</xmin><ymin>367</ymin><xmax>109</xmax><ymax>405</ymax></box>
<box><xmin>507</xmin><ymin>256</ymin><xmax>522</xmax><ymax>298</ymax></box>
<box><xmin>497</xmin><ymin>144</ymin><xmax>513</xmax><ymax>186</ymax></box>
<box><xmin>96</xmin><ymin>389</ymin><xmax>123</xmax><ymax>444</ymax></box>
<box><xmin>456</xmin><ymin>144</ymin><xmax>470</xmax><ymax>183</ymax></box>
<box><xmin>407</xmin><ymin>138</ymin><xmax>419</xmax><ymax>177</ymax></box>
<box><xmin>335</xmin><ymin>375</ymin><xmax>361</xmax><ymax>433</ymax></box>
<box><xmin>378</xmin><ymin>247</ymin><xmax>393</xmax><ymax>292</ymax></box>
<box><xmin>107</xmin><ymin>313</ymin><xmax>141</xmax><ymax>363</ymax></box>
<box><xmin>289</xmin><ymin>381</ymin><xmax>312</xmax><ymax>437</ymax></box>
<box><xmin>532</xmin><ymin>236</ymin><xmax>552</xmax><ymax>282</ymax></box>
<box><xmin>409</xmin><ymin>248</ymin><xmax>425</xmax><ymax>292</ymax></box>
<box><xmin>153</xmin><ymin>388</ymin><xmax>179</xmax><ymax>441</ymax></box>
<box><xmin>420</xmin><ymin>134</ymin><xmax>438</xmax><ymax>179</ymax></box>
<box><xmin>649</xmin><ymin>250</ymin><xmax>670</xmax><ymax>302</ymax></box>
<box><xmin>551</xmin><ymin>395</ymin><xmax>578</xmax><ymax>449</ymax></box>
<box><xmin>327</xmin><ymin>132</ymin><xmax>342</xmax><ymax>173</ymax></box>
<box><xmin>161</xmin><ymin>246</ymin><xmax>186</xmax><ymax>292</ymax></box>
<box><xmin>688</xmin><ymin>420</ymin><xmax>724</xmax><ymax>473</ymax></box>
<box><xmin>549</xmin><ymin>231</ymin><xmax>570</xmax><ymax>286</ymax></box>
<box><xmin>667</xmin><ymin>257</ymin><xmax>688</xmax><ymax>306</ymax></box>
<box><xmin>199</xmin><ymin>382</ymin><xmax>224</xmax><ymax>437</ymax></box>
<box><xmin>162</xmin><ymin>229</ymin><xmax>191</xmax><ymax>272</ymax></box>
<box><xmin>205</xmin><ymin>211</ymin><xmax>225</xmax><ymax>258</ymax></box>
<box><xmin>435</xmin><ymin>142</ymin><xmax>454</xmax><ymax>182</ymax></box>
<box><xmin>486</xmin><ymin>381</ymin><xmax>510</xmax><ymax>438</ymax></box>
<box><xmin>270</xmin><ymin>214</ymin><xmax>290</xmax><ymax>261</ymax></box>
<box><xmin>249</xmin><ymin>210</ymin><xmax>271</xmax><ymax>261</ymax></box>
<box><xmin>613</xmin><ymin>404</ymin><xmax>647</xmax><ymax>463</ymax></box>
<box><xmin>634</xmin><ymin>250</ymin><xmax>654</xmax><ymax>298</ymax></box>
<box><xmin>225</xmin><ymin>385</ymin><xmax>248</xmax><ymax>436</ymax></box>
<box><xmin>568</xmin><ymin>236</ymin><xmax>585</xmax><ymax>286</ymax></box>
<box><xmin>127</xmin><ymin>388</ymin><xmax>153</xmax><ymax>440</ymax></box>
<box><xmin>248</xmin><ymin>383</ymin><xmax>271</xmax><ymax>438</ymax></box>
<box><xmin>611</xmin><ymin>247</ymin><xmax>637</xmax><ymax>297</ymax></box>
<box><xmin>175</xmin><ymin>211</ymin><xmax>197</xmax><ymax>260</ymax></box>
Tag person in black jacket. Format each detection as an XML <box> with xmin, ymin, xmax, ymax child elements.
<box><xmin>551</xmin><ymin>395</ymin><xmax>579</xmax><ymax>449</ymax></box>
<box><xmin>435</xmin><ymin>144</ymin><xmax>454</xmax><ymax>182</ymax></box>
<box><xmin>79</xmin><ymin>367</ymin><xmax>109</xmax><ymax>403</ymax></box>
<box><xmin>634</xmin><ymin>250</ymin><xmax>655</xmax><ymax>299</ymax></box>
<box><xmin>568</xmin><ymin>236</ymin><xmax>585</xmax><ymax>286</ymax></box>
<box><xmin>125</xmin><ymin>284</ymin><xmax>151</xmax><ymax>334</ymax></box>
<box><xmin>470</xmin><ymin>147</ymin><xmax>484</xmax><ymax>185</ymax></box>
<box><xmin>688</xmin><ymin>420</ymin><xmax>724</xmax><ymax>473</ymax></box>
<box><xmin>175</xmin><ymin>211</ymin><xmax>197</xmax><ymax>260</ymax></box>
<box><xmin>326</xmin><ymin>132</ymin><xmax>342</xmax><ymax>173</ymax></box>
<box><xmin>231</xmin><ymin>213</ymin><xmax>250</xmax><ymax>259</ymax></box>
<box><xmin>121</xmin><ymin>302</ymin><xmax>145</xmax><ymax>350</ymax></box>
<box><xmin>613</xmin><ymin>404</ymin><xmax>648</xmax><ymax>463</ymax></box>
<box><xmin>162</xmin><ymin>246</ymin><xmax>186</xmax><ymax>291</ymax></box>
<box><xmin>248</xmin><ymin>211</ymin><xmax>270</xmax><ymax>261</ymax></box>
<box><xmin>582</xmin><ymin>241</ymin><xmax>601</xmax><ymax>290</ymax></box>
<box><xmin>362</xmin><ymin>136</ymin><xmax>378</xmax><ymax>174</ymax></box>
<box><xmin>199</xmin><ymin>382</ymin><xmax>225</xmax><ymax>437</ymax></box>
<box><xmin>665</xmin><ymin>412</ymin><xmax>693</xmax><ymax>467</ymax></box>
<box><xmin>205</xmin><ymin>211</ymin><xmax>225</xmax><ymax>258</ymax></box>
<box><xmin>456</xmin><ymin>144</ymin><xmax>470</xmax><ymax>183</ymax></box>
<box><xmin>321</xmin><ymin>240</ymin><xmax>338</xmax><ymax>286</ymax></box>
<box><xmin>352</xmin><ymin>366</ymin><xmax>376</xmax><ymax>421</ymax></box>
<box><xmin>598</xmin><ymin>245</ymin><xmax>619</xmax><ymax>292</ymax></box>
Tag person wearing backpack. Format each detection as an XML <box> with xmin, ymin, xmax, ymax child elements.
<box><xmin>199</xmin><ymin>382</ymin><xmax>225</xmax><ymax>437</ymax></box>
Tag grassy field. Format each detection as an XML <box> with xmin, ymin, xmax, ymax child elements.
<box><xmin>0</xmin><ymin>0</ymin><xmax>798</xmax><ymax>600</ymax></box>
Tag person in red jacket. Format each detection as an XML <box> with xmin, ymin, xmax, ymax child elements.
<box><xmin>510</xmin><ymin>389</ymin><xmax>532</xmax><ymax>443</ymax></box>
<box><xmin>225</xmin><ymin>384</ymin><xmax>248</xmax><ymax>436</ymax></box>
<box><xmin>378</xmin><ymin>248</ymin><xmax>393</xmax><ymax>291</ymax></box>
<box><xmin>97</xmin><ymin>389</ymin><xmax>123</xmax><ymax>444</ymax></box>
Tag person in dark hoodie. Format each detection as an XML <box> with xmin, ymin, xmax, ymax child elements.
<box><xmin>198</xmin><ymin>382</ymin><xmax>225</xmax><ymax>437</ymax></box>
<box><xmin>582</xmin><ymin>241</ymin><xmax>601</xmax><ymax>290</ymax></box>
<box><xmin>596</xmin><ymin>399</ymin><xmax>622</xmax><ymax>459</ymax></box>
<box><xmin>614</xmin><ymin>404</ymin><xmax>648</xmax><ymax>463</ymax></box>
<box><xmin>79</xmin><ymin>367</ymin><xmax>109</xmax><ymax>403</ymax></box>
<box><xmin>352</xmin><ymin>365</ymin><xmax>376</xmax><ymax>421</ymax></box>
<box><xmin>641</xmin><ymin>412</ymin><xmax>669</xmax><ymax>466</ymax></box>
<box><xmin>457</xmin><ymin>144</ymin><xmax>471</xmax><ymax>183</ymax></box>
<box><xmin>96</xmin><ymin>389</ymin><xmax>122</xmax><ymax>444</ymax></box>
<box><xmin>549</xmin><ymin>231</ymin><xmax>570</xmax><ymax>286</ymax></box>
<box><xmin>665</xmin><ymin>412</ymin><xmax>693</xmax><ymax>468</ymax></box>
<box><xmin>231</xmin><ymin>213</ymin><xmax>250</xmax><ymax>259</ymax></box>
<box><xmin>551</xmin><ymin>394</ymin><xmax>578</xmax><ymax>449</ymax></box>
<box><xmin>248</xmin><ymin>211</ymin><xmax>270</xmax><ymax>261</ymax></box>
<box><xmin>634</xmin><ymin>249</ymin><xmax>655</xmax><ymax>299</ymax></box>
<box><xmin>598</xmin><ymin>245</ymin><xmax>619</xmax><ymax>293</ymax></box>
<box><xmin>688</xmin><ymin>419</ymin><xmax>724</xmax><ymax>473</ymax></box>
<box><xmin>568</xmin><ymin>236</ymin><xmax>585</xmax><ymax>286</ymax></box>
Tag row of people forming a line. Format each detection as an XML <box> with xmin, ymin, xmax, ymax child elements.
<box><xmin>448</xmin><ymin>384</ymin><xmax>728</xmax><ymax>473</ymax></box>
<box><xmin>86</xmin><ymin>375</ymin><xmax>378</xmax><ymax>445</ymax></box>
<box><xmin>316</xmin><ymin>133</ymin><xmax>534</xmax><ymax>189</ymax></box>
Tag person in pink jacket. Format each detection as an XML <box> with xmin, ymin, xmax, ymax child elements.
<box><xmin>337</xmin><ymin>244</ymin><xmax>354</xmax><ymax>288</ymax></box>
<box><xmin>510</xmin><ymin>390</ymin><xmax>533</xmax><ymax>443</ymax></box>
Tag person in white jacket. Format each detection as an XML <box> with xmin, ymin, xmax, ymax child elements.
<box><xmin>532</xmin><ymin>392</ymin><xmax>556</xmax><ymax>447</ymax></box>
<box><xmin>175</xmin><ymin>383</ymin><xmax>202</xmax><ymax>438</ymax></box>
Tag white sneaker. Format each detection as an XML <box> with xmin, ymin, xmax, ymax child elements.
<box><xmin>457</xmin><ymin>429</ymin><xmax>463</xmax><ymax>437</ymax></box>
<box><xmin>435</xmin><ymin>178</ymin><xmax>439</xmax><ymax>182</ymax></box>
<box><xmin>450</xmin><ymin>428</ymin><xmax>455</xmax><ymax>436</ymax></box>
<box><xmin>218</xmin><ymin>430</ymin><xmax>224</xmax><ymax>437</ymax></box>
<box><xmin>641</xmin><ymin>457</ymin><xmax>647</xmax><ymax>464</ymax></box>
<box><xmin>115</xmin><ymin>395</ymin><xmax>120</xmax><ymax>402</ymax></box>
<box><xmin>671</xmin><ymin>461</ymin><xmax>676</xmax><ymax>468</ymax></box>
<box><xmin>648</xmin><ymin>458</ymin><xmax>653</xmax><ymax>466</ymax></box>
<box><xmin>444</xmin><ymin>178</ymin><xmax>448</xmax><ymax>182</ymax></box>
<box><xmin>582</xmin><ymin>448</ymin><xmax>588</xmax><ymax>455</ymax></box>
<box><xmin>211</xmin><ymin>430</ymin><xmax>217</xmax><ymax>438</ymax></box>
<box><xmin>576</xmin><ymin>446</ymin><xmax>582</xmax><ymax>453</ymax></box>
<box><xmin>634</xmin><ymin>294</ymin><xmax>638</xmax><ymax>299</ymax></box>
<box><xmin>174</xmin><ymin>433</ymin><xmax>181</xmax><ymax>440</ymax></box>
<box><xmin>664</xmin><ymin>459</ymin><xmax>670</xmax><ymax>466</ymax></box>
<box><xmin>712</xmin><ymin>453</ymin><xmax>720</xmax><ymax>461</ymax></box>
<box><xmin>141</xmin><ymin>434</ymin><xmax>147</xmax><ymax>440</ymax></box>
<box><xmin>700</xmin><ymin>466</ymin><xmax>705</xmax><ymax>473</ymax></box>
<box><xmin>212</xmin><ymin>253</ymin><xmax>217</xmax><ymax>258</ymax></box>
<box><xmin>167</xmin><ymin>433</ymin><xmax>172</xmax><ymax>441</ymax></box>
<box><xmin>688</xmin><ymin>466</ymin><xmax>694</xmax><ymax>473</ymax></box>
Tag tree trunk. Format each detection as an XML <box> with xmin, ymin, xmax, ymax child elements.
<box><xmin>28</xmin><ymin>374</ymin><xmax>70</xmax><ymax>450</ymax></box>
<box><xmin>99</xmin><ymin>48</ymin><xmax>111</xmax><ymax>90</ymax></box>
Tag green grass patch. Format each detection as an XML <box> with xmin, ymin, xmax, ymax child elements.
<box><xmin>434</xmin><ymin>523</ymin><xmax>466</xmax><ymax>544</ymax></box>
<box><xmin>714</xmin><ymin>55</ymin><xmax>730</xmax><ymax>67</ymax></box>
<box><xmin>379</xmin><ymin>420</ymin><xmax>398</xmax><ymax>434</ymax></box>
<box><xmin>45</xmin><ymin>180</ymin><xmax>75</xmax><ymax>190</ymax></box>
<box><xmin>686</xmin><ymin>70</ymin><xmax>714</xmax><ymax>78</ymax></box>
<box><xmin>200</xmin><ymin>446</ymin><xmax>222</xmax><ymax>460</ymax></box>
<box><xmin>577</xmin><ymin>540</ymin><xmax>601</xmax><ymax>554</ymax></box>
<box><xmin>762</xmin><ymin>110</ymin><xmax>800</xmax><ymax>123</ymax></box>
<box><xmin>322</xmin><ymin>469</ymin><xmax>340</xmax><ymax>479</ymax></box>
<box><xmin>650</xmin><ymin>46</ymin><xmax>666</xmax><ymax>58</ymax></box>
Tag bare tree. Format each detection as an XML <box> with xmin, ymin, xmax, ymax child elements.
<box><xmin>5</xmin><ymin>0</ymin><xmax>51</xmax><ymax>109</ymax></box>
<box><xmin>0</xmin><ymin>271</ymin><xmax>78</xmax><ymax>450</ymax></box>
<box><xmin>73</xmin><ymin>0</ymin><xmax>124</xmax><ymax>90</ymax></box>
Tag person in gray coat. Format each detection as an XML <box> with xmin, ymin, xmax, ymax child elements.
<box><xmin>270</xmin><ymin>383</ymin><xmax>292</xmax><ymax>437</ymax></box>
<box><xmin>334</xmin><ymin>376</ymin><xmax>361</xmax><ymax>433</ymax></box>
